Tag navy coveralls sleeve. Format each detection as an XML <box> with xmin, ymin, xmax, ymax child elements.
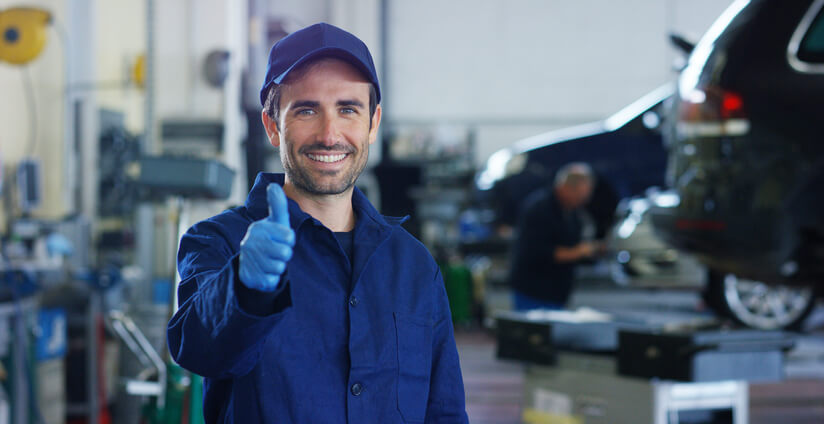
<box><xmin>167</xmin><ymin>173</ymin><xmax>469</xmax><ymax>423</ymax></box>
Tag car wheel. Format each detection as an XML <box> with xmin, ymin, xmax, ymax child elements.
<box><xmin>706</xmin><ymin>270</ymin><xmax>816</xmax><ymax>330</ymax></box>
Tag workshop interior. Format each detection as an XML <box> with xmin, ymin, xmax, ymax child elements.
<box><xmin>1</xmin><ymin>0</ymin><xmax>823</xmax><ymax>423</ymax></box>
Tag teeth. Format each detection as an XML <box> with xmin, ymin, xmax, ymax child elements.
<box><xmin>307</xmin><ymin>153</ymin><xmax>347</xmax><ymax>163</ymax></box>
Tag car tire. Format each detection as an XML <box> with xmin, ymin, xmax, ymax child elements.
<box><xmin>705</xmin><ymin>270</ymin><xmax>816</xmax><ymax>331</ymax></box>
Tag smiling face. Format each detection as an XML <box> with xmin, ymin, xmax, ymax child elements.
<box><xmin>263</xmin><ymin>58</ymin><xmax>381</xmax><ymax>198</ymax></box>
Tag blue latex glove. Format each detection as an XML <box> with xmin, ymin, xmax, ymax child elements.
<box><xmin>239</xmin><ymin>183</ymin><xmax>295</xmax><ymax>292</ymax></box>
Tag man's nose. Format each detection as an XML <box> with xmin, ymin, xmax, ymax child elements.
<box><xmin>319</xmin><ymin>115</ymin><xmax>341</xmax><ymax>145</ymax></box>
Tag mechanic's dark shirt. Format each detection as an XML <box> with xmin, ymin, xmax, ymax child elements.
<box><xmin>334</xmin><ymin>230</ymin><xmax>355</xmax><ymax>268</ymax></box>
<box><xmin>334</xmin><ymin>230</ymin><xmax>355</xmax><ymax>288</ymax></box>
<box><xmin>508</xmin><ymin>188</ymin><xmax>583</xmax><ymax>304</ymax></box>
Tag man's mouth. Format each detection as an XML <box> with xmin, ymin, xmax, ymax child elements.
<box><xmin>307</xmin><ymin>153</ymin><xmax>348</xmax><ymax>163</ymax></box>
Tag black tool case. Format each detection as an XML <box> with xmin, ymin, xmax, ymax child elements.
<box><xmin>617</xmin><ymin>329</ymin><xmax>795</xmax><ymax>382</ymax></box>
<box><xmin>495</xmin><ymin>308</ymin><xmax>670</xmax><ymax>363</ymax></box>
<box><xmin>496</xmin><ymin>313</ymin><xmax>556</xmax><ymax>365</ymax></box>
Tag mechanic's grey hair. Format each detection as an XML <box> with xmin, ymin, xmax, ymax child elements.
<box><xmin>554</xmin><ymin>162</ymin><xmax>595</xmax><ymax>188</ymax></box>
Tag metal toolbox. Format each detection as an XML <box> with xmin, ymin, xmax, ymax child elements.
<box><xmin>496</xmin><ymin>313</ymin><xmax>556</xmax><ymax>365</ymax></box>
<box><xmin>617</xmin><ymin>329</ymin><xmax>795</xmax><ymax>382</ymax></box>
<box><xmin>495</xmin><ymin>308</ymin><xmax>674</xmax><ymax>361</ymax></box>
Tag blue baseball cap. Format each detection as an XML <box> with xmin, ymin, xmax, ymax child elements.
<box><xmin>259</xmin><ymin>22</ymin><xmax>381</xmax><ymax>107</ymax></box>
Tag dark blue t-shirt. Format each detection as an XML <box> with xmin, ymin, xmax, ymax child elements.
<box><xmin>334</xmin><ymin>230</ymin><xmax>355</xmax><ymax>284</ymax></box>
<box><xmin>508</xmin><ymin>188</ymin><xmax>583</xmax><ymax>304</ymax></box>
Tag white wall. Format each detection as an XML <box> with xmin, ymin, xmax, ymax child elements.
<box><xmin>95</xmin><ymin>0</ymin><xmax>145</xmax><ymax>132</ymax></box>
<box><xmin>154</xmin><ymin>0</ymin><xmax>227</xmax><ymax>123</ymax></box>
<box><xmin>0</xmin><ymin>0</ymin><xmax>72</xmax><ymax>224</ymax></box>
<box><xmin>385</xmin><ymin>0</ymin><xmax>735</xmax><ymax>166</ymax></box>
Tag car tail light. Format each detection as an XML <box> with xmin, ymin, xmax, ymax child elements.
<box><xmin>720</xmin><ymin>91</ymin><xmax>744</xmax><ymax>119</ymax></box>
<box><xmin>676</xmin><ymin>86</ymin><xmax>750</xmax><ymax>138</ymax></box>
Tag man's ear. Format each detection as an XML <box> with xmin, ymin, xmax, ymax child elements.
<box><xmin>368</xmin><ymin>104</ymin><xmax>382</xmax><ymax>145</ymax></box>
<box><xmin>261</xmin><ymin>110</ymin><xmax>281</xmax><ymax>147</ymax></box>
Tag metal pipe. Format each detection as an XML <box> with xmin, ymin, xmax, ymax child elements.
<box><xmin>87</xmin><ymin>291</ymin><xmax>99</xmax><ymax>424</ymax></box>
<box><xmin>107</xmin><ymin>310</ymin><xmax>167</xmax><ymax>407</ymax></box>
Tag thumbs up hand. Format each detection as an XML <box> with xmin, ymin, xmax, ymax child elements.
<box><xmin>239</xmin><ymin>184</ymin><xmax>295</xmax><ymax>292</ymax></box>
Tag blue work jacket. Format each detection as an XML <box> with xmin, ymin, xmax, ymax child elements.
<box><xmin>167</xmin><ymin>173</ymin><xmax>469</xmax><ymax>423</ymax></box>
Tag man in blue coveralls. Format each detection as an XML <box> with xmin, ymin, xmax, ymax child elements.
<box><xmin>167</xmin><ymin>23</ymin><xmax>468</xmax><ymax>423</ymax></box>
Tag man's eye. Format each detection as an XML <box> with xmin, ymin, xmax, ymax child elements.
<box><xmin>296</xmin><ymin>109</ymin><xmax>315</xmax><ymax>116</ymax></box>
<box><xmin>340</xmin><ymin>107</ymin><xmax>357</xmax><ymax>115</ymax></box>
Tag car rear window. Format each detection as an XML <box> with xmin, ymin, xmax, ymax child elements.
<box><xmin>798</xmin><ymin>5</ymin><xmax>824</xmax><ymax>63</ymax></box>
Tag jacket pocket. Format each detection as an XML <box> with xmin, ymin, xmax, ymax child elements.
<box><xmin>394</xmin><ymin>312</ymin><xmax>433</xmax><ymax>423</ymax></box>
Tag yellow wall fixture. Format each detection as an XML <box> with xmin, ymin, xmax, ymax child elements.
<box><xmin>132</xmin><ymin>53</ymin><xmax>146</xmax><ymax>89</ymax></box>
<box><xmin>0</xmin><ymin>7</ymin><xmax>52</xmax><ymax>65</ymax></box>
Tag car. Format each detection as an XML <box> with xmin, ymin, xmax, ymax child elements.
<box><xmin>648</xmin><ymin>0</ymin><xmax>824</xmax><ymax>329</ymax></box>
<box><xmin>611</xmin><ymin>191</ymin><xmax>817</xmax><ymax>330</ymax></box>
<box><xmin>474</xmin><ymin>84</ymin><xmax>672</xmax><ymax>239</ymax></box>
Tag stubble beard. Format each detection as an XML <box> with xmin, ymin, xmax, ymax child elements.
<box><xmin>281</xmin><ymin>141</ymin><xmax>368</xmax><ymax>196</ymax></box>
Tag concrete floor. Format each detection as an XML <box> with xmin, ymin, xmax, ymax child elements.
<box><xmin>458</xmin><ymin>286</ymin><xmax>824</xmax><ymax>423</ymax></box>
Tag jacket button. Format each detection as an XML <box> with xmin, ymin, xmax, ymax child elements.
<box><xmin>349</xmin><ymin>296</ymin><xmax>359</xmax><ymax>307</ymax></box>
<box><xmin>351</xmin><ymin>383</ymin><xmax>363</xmax><ymax>396</ymax></box>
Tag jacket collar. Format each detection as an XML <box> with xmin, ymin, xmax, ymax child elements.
<box><xmin>246</xmin><ymin>172</ymin><xmax>410</xmax><ymax>290</ymax></box>
<box><xmin>245</xmin><ymin>172</ymin><xmax>408</xmax><ymax>230</ymax></box>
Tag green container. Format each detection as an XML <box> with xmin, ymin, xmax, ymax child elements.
<box><xmin>142</xmin><ymin>362</ymin><xmax>204</xmax><ymax>424</ymax></box>
<box><xmin>440</xmin><ymin>262</ymin><xmax>473</xmax><ymax>325</ymax></box>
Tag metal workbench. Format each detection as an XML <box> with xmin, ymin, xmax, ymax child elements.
<box><xmin>496</xmin><ymin>308</ymin><xmax>794</xmax><ymax>424</ymax></box>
